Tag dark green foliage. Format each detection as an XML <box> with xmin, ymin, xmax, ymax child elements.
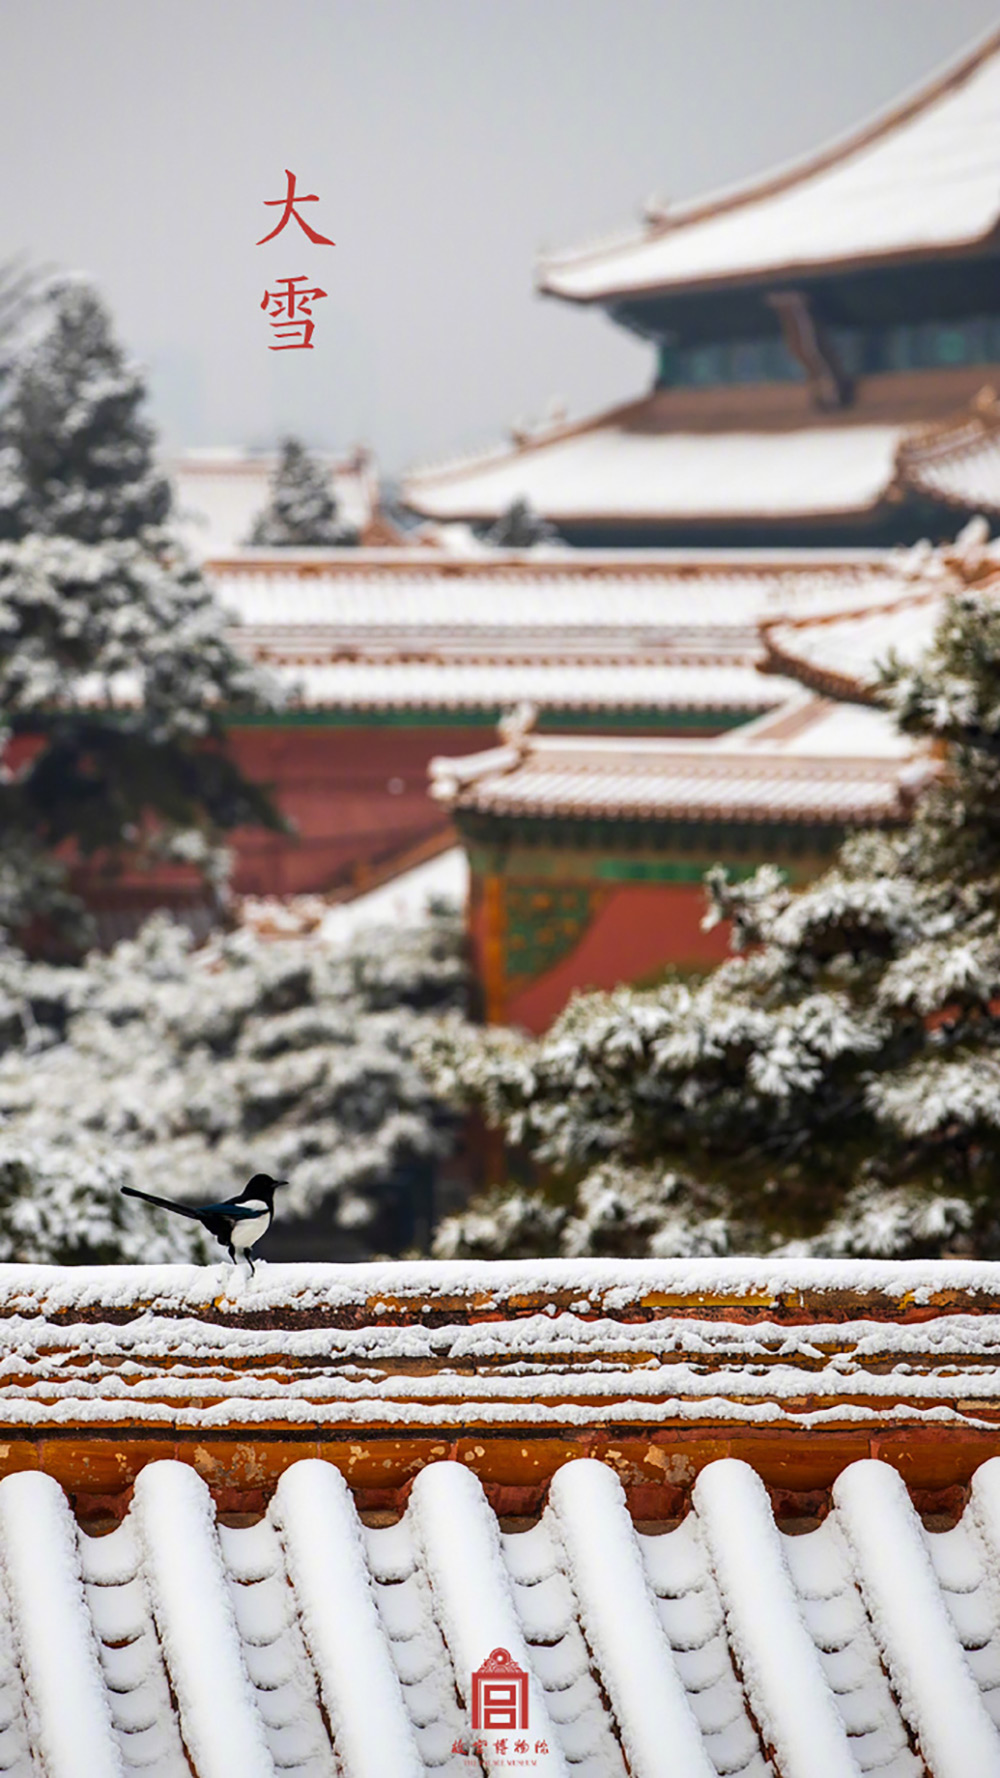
<box><xmin>246</xmin><ymin>437</ymin><xmax>345</xmax><ymax>546</ymax></box>
<box><xmin>0</xmin><ymin>280</ymin><xmax>280</xmax><ymax>936</ymax></box>
<box><xmin>484</xmin><ymin>497</ymin><xmax>557</xmax><ymax>549</ymax></box>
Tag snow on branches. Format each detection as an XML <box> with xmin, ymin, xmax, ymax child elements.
<box><xmin>429</xmin><ymin>553</ymin><xmax>1000</xmax><ymax>1262</ymax></box>
<box><xmin>0</xmin><ymin>909</ymin><xmax>468</xmax><ymax>1263</ymax></box>
<box><xmin>0</xmin><ymin>279</ymin><xmax>278</xmax><ymax>934</ymax></box>
<box><xmin>245</xmin><ymin>438</ymin><xmax>347</xmax><ymax>547</ymax></box>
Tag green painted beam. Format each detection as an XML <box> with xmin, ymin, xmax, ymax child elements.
<box><xmin>467</xmin><ymin>844</ymin><xmax>813</xmax><ymax>886</ymax></box>
<box><xmin>460</xmin><ymin>814</ymin><xmax>847</xmax><ymax>859</ymax></box>
<box><xmin>222</xmin><ymin>705</ymin><xmax>755</xmax><ymax>732</ymax></box>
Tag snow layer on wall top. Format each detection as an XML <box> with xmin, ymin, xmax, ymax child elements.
<box><xmin>0</xmin><ymin>1260</ymin><xmax>998</xmax><ymax>1435</ymax></box>
<box><xmin>3</xmin><ymin>1452</ymin><xmax>1000</xmax><ymax>1777</ymax></box>
<box><xmin>2</xmin><ymin>1254</ymin><xmax>1000</xmax><ymax>1314</ymax></box>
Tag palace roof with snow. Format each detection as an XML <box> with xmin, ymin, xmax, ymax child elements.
<box><xmin>1</xmin><ymin>1259</ymin><xmax>1000</xmax><ymax>1776</ymax></box>
<box><xmin>426</xmin><ymin>525</ymin><xmax>999</xmax><ymax>836</ymax></box>
<box><xmin>403</xmin><ymin>31</ymin><xmax>1000</xmax><ymax>546</ymax></box>
<box><xmin>204</xmin><ymin>545</ymin><xmax>966</xmax><ymax>720</ymax></box>
<box><xmin>538</xmin><ymin>30</ymin><xmax>1000</xmax><ymax>302</ymax></box>
<box><xmin>430</xmin><ymin>699</ymin><xmax>931</xmax><ymax>830</ymax></box>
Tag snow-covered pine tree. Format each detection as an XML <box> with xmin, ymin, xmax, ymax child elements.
<box><xmin>245</xmin><ymin>437</ymin><xmax>345</xmax><ymax>546</ymax></box>
<box><xmin>484</xmin><ymin>497</ymin><xmax>557</xmax><ymax>549</ymax></box>
<box><xmin>0</xmin><ymin>903</ymin><xmax>468</xmax><ymax>1263</ymax></box>
<box><xmin>0</xmin><ymin>261</ymin><xmax>37</xmax><ymax>406</ymax></box>
<box><xmin>0</xmin><ymin>278</ymin><xmax>278</xmax><ymax>936</ymax></box>
<box><xmin>427</xmin><ymin>537</ymin><xmax>1000</xmax><ymax>1261</ymax></box>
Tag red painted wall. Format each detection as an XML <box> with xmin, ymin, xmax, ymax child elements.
<box><xmin>225</xmin><ymin>724</ymin><xmax>491</xmax><ymax>896</ymax></box>
<box><xmin>6</xmin><ymin>724</ymin><xmax>493</xmax><ymax>909</ymax></box>
<box><xmin>497</xmin><ymin>883</ymin><xmax>732</xmax><ymax>1033</ymax></box>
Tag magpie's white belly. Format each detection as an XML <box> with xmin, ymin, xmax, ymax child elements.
<box><xmin>231</xmin><ymin>1208</ymin><xmax>270</xmax><ymax>1250</ymax></box>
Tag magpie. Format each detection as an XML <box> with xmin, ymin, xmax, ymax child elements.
<box><xmin>121</xmin><ymin>1174</ymin><xmax>287</xmax><ymax>1274</ymax></box>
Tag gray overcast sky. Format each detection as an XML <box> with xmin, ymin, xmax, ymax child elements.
<box><xmin>3</xmin><ymin>0</ymin><xmax>998</xmax><ymax>473</ymax></box>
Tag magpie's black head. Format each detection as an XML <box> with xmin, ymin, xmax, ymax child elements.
<box><xmin>239</xmin><ymin>1174</ymin><xmax>288</xmax><ymax>1203</ymax></box>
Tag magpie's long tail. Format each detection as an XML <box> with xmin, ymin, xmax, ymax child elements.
<box><xmin>121</xmin><ymin>1186</ymin><xmax>207</xmax><ymax>1222</ymax></box>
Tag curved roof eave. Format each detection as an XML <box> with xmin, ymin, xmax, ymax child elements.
<box><xmin>539</xmin><ymin>26</ymin><xmax>1000</xmax><ymax>306</ymax></box>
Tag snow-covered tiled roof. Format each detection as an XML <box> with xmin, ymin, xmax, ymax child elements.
<box><xmin>431</xmin><ymin>703</ymin><xmax>935</xmax><ymax>827</ymax></box>
<box><xmin>763</xmin><ymin>528</ymin><xmax>1000</xmax><ymax>698</ymax></box>
<box><xmin>403</xmin><ymin>418</ymin><xmax>906</xmax><ymax>525</ymax></box>
<box><xmin>267</xmin><ymin>660</ymin><xmax>797</xmax><ymax>712</ymax></box>
<box><xmin>170</xmin><ymin>450</ymin><xmax>377</xmax><ymax>559</ymax></box>
<box><xmin>765</xmin><ymin>595</ymin><xmax>943</xmax><ymax>700</ymax></box>
<box><xmin>206</xmin><ymin>549</ymin><xmax>903</xmax><ymax>712</ymax></box>
<box><xmin>898</xmin><ymin>392</ymin><xmax>1000</xmax><ymax>516</ymax></box>
<box><xmin>2</xmin><ymin>1261</ymin><xmax>1000</xmax><ymax>1774</ymax></box>
<box><xmin>540</xmin><ymin>30</ymin><xmax>1000</xmax><ymax>302</ymax></box>
<box><xmin>210</xmin><ymin>548</ymin><xmax>887</xmax><ymax>640</ymax></box>
<box><xmin>5</xmin><ymin>1449</ymin><xmax>1000</xmax><ymax>1775</ymax></box>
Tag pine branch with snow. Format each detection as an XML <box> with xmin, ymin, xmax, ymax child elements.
<box><xmin>429</xmin><ymin>569</ymin><xmax>1000</xmax><ymax>1262</ymax></box>
<box><xmin>245</xmin><ymin>438</ymin><xmax>346</xmax><ymax>546</ymax></box>
<box><xmin>0</xmin><ymin>908</ymin><xmax>469</xmax><ymax>1262</ymax></box>
<box><xmin>483</xmin><ymin>498</ymin><xmax>557</xmax><ymax>550</ymax></box>
<box><xmin>0</xmin><ymin>279</ymin><xmax>280</xmax><ymax>935</ymax></box>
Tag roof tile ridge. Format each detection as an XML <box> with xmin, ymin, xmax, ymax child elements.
<box><xmin>760</xmin><ymin>583</ymin><xmax>939</xmax><ymax>642</ymax></box>
<box><xmin>897</xmin><ymin>385</ymin><xmax>1000</xmax><ymax>466</ymax></box>
<box><xmin>403</xmin><ymin>393</ymin><xmax>655</xmax><ymax>490</ymax></box>
<box><xmin>539</xmin><ymin>24</ymin><xmax>1000</xmax><ymax>287</ymax></box>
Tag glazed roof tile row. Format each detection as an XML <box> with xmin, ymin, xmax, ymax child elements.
<box><xmin>5</xmin><ymin>1449</ymin><xmax>1000</xmax><ymax>1776</ymax></box>
<box><xmin>431</xmin><ymin>704</ymin><xmax>935</xmax><ymax>829</ymax></box>
<box><xmin>211</xmin><ymin>551</ymin><xmax>877</xmax><ymax>635</ymax></box>
<box><xmin>205</xmin><ymin>550</ymin><xmax>918</xmax><ymax>714</ymax></box>
<box><xmin>2</xmin><ymin>1261</ymin><xmax>1000</xmax><ymax>1775</ymax></box>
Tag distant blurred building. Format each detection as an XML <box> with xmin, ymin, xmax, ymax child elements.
<box><xmin>429</xmin><ymin>538</ymin><xmax>965</xmax><ymax>1029</ymax></box>
<box><xmin>84</xmin><ymin>543</ymin><xmax>844</xmax><ymax>935</ymax></box>
<box><xmin>404</xmin><ymin>31</ymin><xmax>1000</xmax><ymax>548</ymax></box>
<box><xmin>208</xmin><ymin>547</ymin><xmax>820</xmax><ymax>904</ymax></box>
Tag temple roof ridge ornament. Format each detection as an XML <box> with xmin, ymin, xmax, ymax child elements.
<box><xmin>497</xmin><ymin>700</ymin><xmax>538</xmax><ymax>751</ymax></box>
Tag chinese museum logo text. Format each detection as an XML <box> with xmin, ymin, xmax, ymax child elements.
<box><xmin>449</xmin><ymin>1649</ymin><xmax>552</xmax><ymax>1767</ymax></box>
